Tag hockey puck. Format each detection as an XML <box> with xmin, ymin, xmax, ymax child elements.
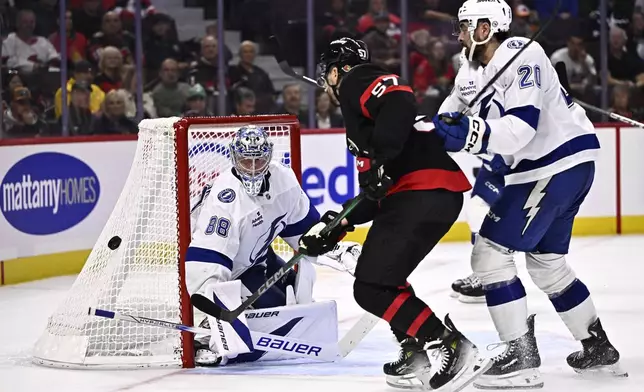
<box><xmin>108</xmin><ymin>236</ymin><xmax>122</xmax><ymax>250</ymax></box>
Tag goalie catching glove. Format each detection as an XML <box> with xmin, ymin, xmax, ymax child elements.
<box><xmin>299</xmin><ymin>210</ymin><xmax>355</xmax><ymax>257</ymax></box>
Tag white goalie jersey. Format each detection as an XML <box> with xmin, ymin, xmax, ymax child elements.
<box><xmin>185</xmin><ymin>162</ymin><xmax>319</xmax><ymax>296</ymax></box>
<box><xmin>440</xmin><ymin>37</ymin><xmax>600</xmax><ymax>185</ymax></box>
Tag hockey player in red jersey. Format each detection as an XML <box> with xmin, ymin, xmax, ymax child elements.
<box><xmin>297</xmin><ymin>37</ymin><xmax>492</xmax><ymax>391</ymax></box>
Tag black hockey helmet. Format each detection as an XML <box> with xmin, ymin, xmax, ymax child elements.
<box><xmin>317</xmin><ymin>37</ymin><xmax>370</xmax><ymax>86</ymax></box>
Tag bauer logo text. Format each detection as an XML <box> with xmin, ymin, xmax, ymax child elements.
<box><xmin>256</xmin><ymin>337</ymin><xmax>322</xmax><ymax>356</ymax></box>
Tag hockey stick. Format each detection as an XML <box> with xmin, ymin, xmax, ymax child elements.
<box><xmin>191</xmin><ymin>193</ymin><xmax>366</xmax><ymax>323</ymax></box>
<box><xmin>444</xmin><ymin>0</ymin><xmax>563</xmax><ymax>123</ymax></box>
<box><xmin>88</xmin><ymin>307</ymin><xmax>340</xmax><ymax>362</ymax></box>
<box><xmin>337</xmin><ymin>312</ymin><xmax>380</xmax><ymax>358</ymax></box>
<box><xmin>555</xmin><ymin>62</ymin><xmax>644</xmax><ymax>129</ymax></box>
<box><xmin>269</xmin><ymin>35</ymin><xmax>323</xmax><ymax>88</ymax></box>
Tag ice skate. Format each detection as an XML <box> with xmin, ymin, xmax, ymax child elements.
<box><xmin>451</xmin><ymin>274</ymin><xmax>473</xmax><ymax>298</ymax></box>
<box><xmin>383</xmin><ymin>338</ymin><xmax>430</xmax><ymax>390</ymax></box>
<box><xmin>567</xmin><ymin>318</ymin><xmax>627</xmax><ymax>377</ymax></box>
<box><xmin>474</xmin><ymin>314</ymin><xmax>543</xmax><ymax>390</ymax></box>
<box><xmin>416</xmin><ymin>315</ymin><xmax>491</xmax><ymax>392</ymax></box>
<box><xmin>458</xmin><ymin>274</ymin><xmax>486</xmax><ymax>304</ymax></box>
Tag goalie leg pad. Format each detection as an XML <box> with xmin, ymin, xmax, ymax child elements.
<box><xmin>294</xmin><ymin>257</ymin><xmax>316</xmax><ymax>304</ymax></box>
<box><xmin>229</xmin><ymin>300</ymin><xmax>339</xmax><ymax>363</ymax></box>
<box><xmin>204</xmin><ymin>281</ymin><xmax>253</xmax><ymax>358</ymax></box>
<box><xmin>526</xmin><ymin>252</ymin><xmax>596</xmax><ymax>340</ymax></box>
<box><xmin>472</xmin><ymin>236</ymin><xmax>528</xmax><ymax>341</ymax></box>
<box><xmin>239</xmin><ymin>264</ymin><xmax>288</xmax><ymax>309</ymax></box>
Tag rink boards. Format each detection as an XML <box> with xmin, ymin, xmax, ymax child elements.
<box><xmin>0</xmin><ymin>124</ymin><xmax>642</xmax><ymax>285</ymax></box>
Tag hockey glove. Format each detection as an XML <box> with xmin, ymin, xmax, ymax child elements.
<box><xmin>432</xmin><ymin>112</ymin><xmax>491</xmax><ymax>155</ymax></box>
<box><xmin>357</xmin><ymin>157</ymin><xmax>393</xmax><ymax>201</ymax></box>
<box><xmin>298</xmin><ymin>211</ymin><xmax>355</xmax><ymax>257</ymax></box>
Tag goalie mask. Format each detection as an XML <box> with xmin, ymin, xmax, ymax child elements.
<box><xmin>457</xmin><ymin>0</ymin><xmax>512</xmax><ymax>61</ymax></box>
<box><xmin>230</xmin><ymin>125</ymin><xmax>273</xmax><ymax>196</ymax></box>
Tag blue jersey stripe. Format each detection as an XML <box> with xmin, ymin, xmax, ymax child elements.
<box><xmin>505</xmin><ymin>105</ymin><xmax>541</xmax><ymax>130</ymax></box>
<box><xmin>185</xmin><ymin>247</ymin><xmax>233</xmax><ymax>270</ymax></box>
<box><xmin>280</xmin><ymin>201</ymin><xmax>320</xmax><ymax>238</ymax></box>
<box><xmin>511</xmin><ymin>134</ymin><xmax>600</xmax><ymax>175</ymax></box>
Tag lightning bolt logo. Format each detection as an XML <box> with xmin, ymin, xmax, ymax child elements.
<box><xmin>522</xmin><ymin>178</ymin><xmax>552</xmax><ymax>236</ymax></box>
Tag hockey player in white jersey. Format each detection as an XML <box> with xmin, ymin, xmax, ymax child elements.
<box><xmin>185</xmin><ymin>125</ymin><xmax>358</xmax><ymax>366</ymax></box>
<box><xmin>431</xmin><ymin>0</ymin><xmax>625</xmax><ymax>388</ymax></box>
<box><xmin>451</xmin><ymin>156</ymin><xmax>505</xmax><ymax>304</ymax></box>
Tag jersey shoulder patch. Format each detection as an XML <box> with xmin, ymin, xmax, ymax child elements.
<box><xmin>506</xmin><ymin>39</ymin><xmax>526</xmax><ymax>50</ymax></box>
<box><xmin>217</xmin><ymin>188</ymin><xmax>236</xmax><ymax>203</ymax></box>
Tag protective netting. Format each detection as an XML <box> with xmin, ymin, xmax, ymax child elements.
<box><xmin>32</xmin><ymin>116</ymin><xmax>296</xmax><ymax>368</ymax></box>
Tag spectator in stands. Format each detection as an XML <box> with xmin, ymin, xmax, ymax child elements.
<box><xmin>204</xmin><ymin>22</ymin><xmax>234</xmax><ymax>62</ymax></box>
<box><xmin>533</xmin><ymin>0</ymin><xmax>578</xmax><ymax>20</ymax></box>
<box><xmin>356</xmin><ymin>0</ymin><xmax>401</xmax><ymax>35</ymax></box>
<box><xmin>123</xmin><ymin>66</ymin><xmax>156</xmax><ymax>119</ymax></box>
<box><xmin>88</xmin><ymin>11</ymin><xmax>135</xmax><ymax>65</ymax></box>
<box><xmin>2</xmin><ymin>70</ymin><xmax>25</xmax><ymax>104</ymax></box>
<box><xmin>628</xmin><ymin>11</ymin><xmax>644</xmax><ymax>60</ymax></box>
<box><xmin>94</xmin><ymin>46</ymin><xmax>128</xmax><ymax>93</ymax></box>
<box><xmin>1</xmin><ymin>86</ymin><xmax>49</xmax><ymax>139</ymax></box>
<box><xmin>550</xmin><ymin>34</ymin><xmax>597</xmax><ymax>95</ymax></box>
<box><xmin>55</xmin><ymin>60</ymin><xmax>105</xmax><ymax>119</ymax></box>
<box><xmin>106</xmin><ymin>0</ymin><xmax>157</xmax><ymax>30</ymax></box>
<box><xmin>152</xmin><ymin>58</ymin><xmax>191</xmax><ymax>117</ymax></box>
<box><xmin>608</xmin><ymin>84</ymin><xmax>636</xmax><ymax>121</ymax></box>
<box><xmin>0</xmin><ymin>0</ymin><xmax>18</xmax><ymax>36</ymax></box>
<box><xmin>314</xmin><ymin>89</ymin><xmax>343</xmax><ymax>129</ymax></box>
<box><xmin>608</xmin><ymin>26</ymin><xmax>644</xmax><ymax>87</ymax></box>
<box><xmin>2</xmin><ymin>9</ymin><xmax>61</xmax><ymax>74</ymax></box>
<box><xmin>318</xmin><ymin>0</ymin><xmax>357</xmax><ymax>41</ymax></box>
<box><xmin>189</xmin><ymin>35</ymin><xmax>230</xmax><ymax>96</ymax></box>
<box><xmin>274</xmin><ymin>83</ymin><xmax>307</xmax><ymax>123</ymax></box>
<box><xmin>72</xmin><ymin>0</ymin><xmax>104</xmax><ymax>40</ymax></box>
<box><xmin>511</xmin><ymin>4</ymin><xmax>536</xmax><ymax>37</ymax></box>
<box><xmin>66</xmin><ymin>81</ymin><xmax>94</xmax><ymax>135</ymax></box>
<box><xmin>412</xmin><ymin>40</ymin><xmax>455</xmax><ymax>100</ymax></box>
<box><xmin>31</xmin><ymin>0</ymin><xmax>59</xmax><ymax>37</ymax></box>
<box><xmin>228</xmin><ymin>40</ymin><xmax>276</xmax><ymax>114</ymax></box>
<box><xmin>49</xmin><ymin>10</ymin><xmax>89</xmax><ymax>68</ymax></box>
<box><xmin>143</xmin><ymin>13</ymin><xmax>186</xmax><ymax>75</ymax></box>
<box><xmin>183</xmin><ymin>84</ymin><xmax>213</xmax><ymax>117</ymax></box>
<box><xmin>232</xmin><ymin>87</ymin><xmax>256</xmax><ymax>116</ymax></box>
<box><xmin>362</xmin><ymin>12</ymin><xmax>401</xmax><ymax>74</ymax></box>
<box><xmin>90</xmin><ymin>89</ymin><xmax>138</xmax><ymax>134</ymax></box>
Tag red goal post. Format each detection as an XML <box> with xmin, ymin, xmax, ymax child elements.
<box><xmin>32</xmin><ymin>114</ymin><xmax>301</xmax><ymax>369</ymax></box>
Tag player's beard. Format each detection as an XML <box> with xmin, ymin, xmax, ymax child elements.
<box><xmin>463</xmin><ymin>41</ymin><xmax>486</xmax><ymax>63</ymax></box>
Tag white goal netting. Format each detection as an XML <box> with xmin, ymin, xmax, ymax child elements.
<box><xmin>32</xmin><ymin>116</ymin><xmax>299</xmax><ymax>369</ymax></box>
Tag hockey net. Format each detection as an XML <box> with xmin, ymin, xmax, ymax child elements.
<box><xmin>32</xmin><ymin>115</ymin><xmax>301</xmax><ymax>369</ymax></box>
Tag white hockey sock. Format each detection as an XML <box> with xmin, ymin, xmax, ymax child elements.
<box><xmin>485</xmin><ymin>277</ymin><xmax>529</xmax><ymax>342</ymax></box>
<box><xmin>549</xmin><ymin>279</ymin><xmax>597</xmax><ymax>340</ymax></box>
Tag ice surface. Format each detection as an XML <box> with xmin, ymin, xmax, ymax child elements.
<box><xmin>1</xmin><ymin>236</ymin><xmax>641</xmax><ymax>391</ymax></box>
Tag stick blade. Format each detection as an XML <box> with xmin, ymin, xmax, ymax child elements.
<box><xmin>190</xmin><ymin>293</ymin><xmax>224</xmax><ymax>320</ymax></box>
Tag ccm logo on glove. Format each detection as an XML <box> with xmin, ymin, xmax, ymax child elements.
<box><xmin>465</xmin><ymin>120</ymin><xmax>482</xmax><ymax>153</ymax></box>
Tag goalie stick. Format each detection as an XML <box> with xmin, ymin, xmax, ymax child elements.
<box><xmin>88</xmin><ymin>307</ymin><xmax>339</xmax><ymax>361</ymax></box>
<box><xmin>555</xmin><ymin>61</ymin><xmax>644</xmax><ymax>129</ymax></box>
<box><xmin>191</xmin><ymin>193</ymin><xmax>366</xmax><ymax>323</ymax></box>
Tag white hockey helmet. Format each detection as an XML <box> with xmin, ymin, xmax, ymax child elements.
<box><xmin>457</xmin><ymin>0</ymin><xmax>513</xmax><ymax>60</ymax></box>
